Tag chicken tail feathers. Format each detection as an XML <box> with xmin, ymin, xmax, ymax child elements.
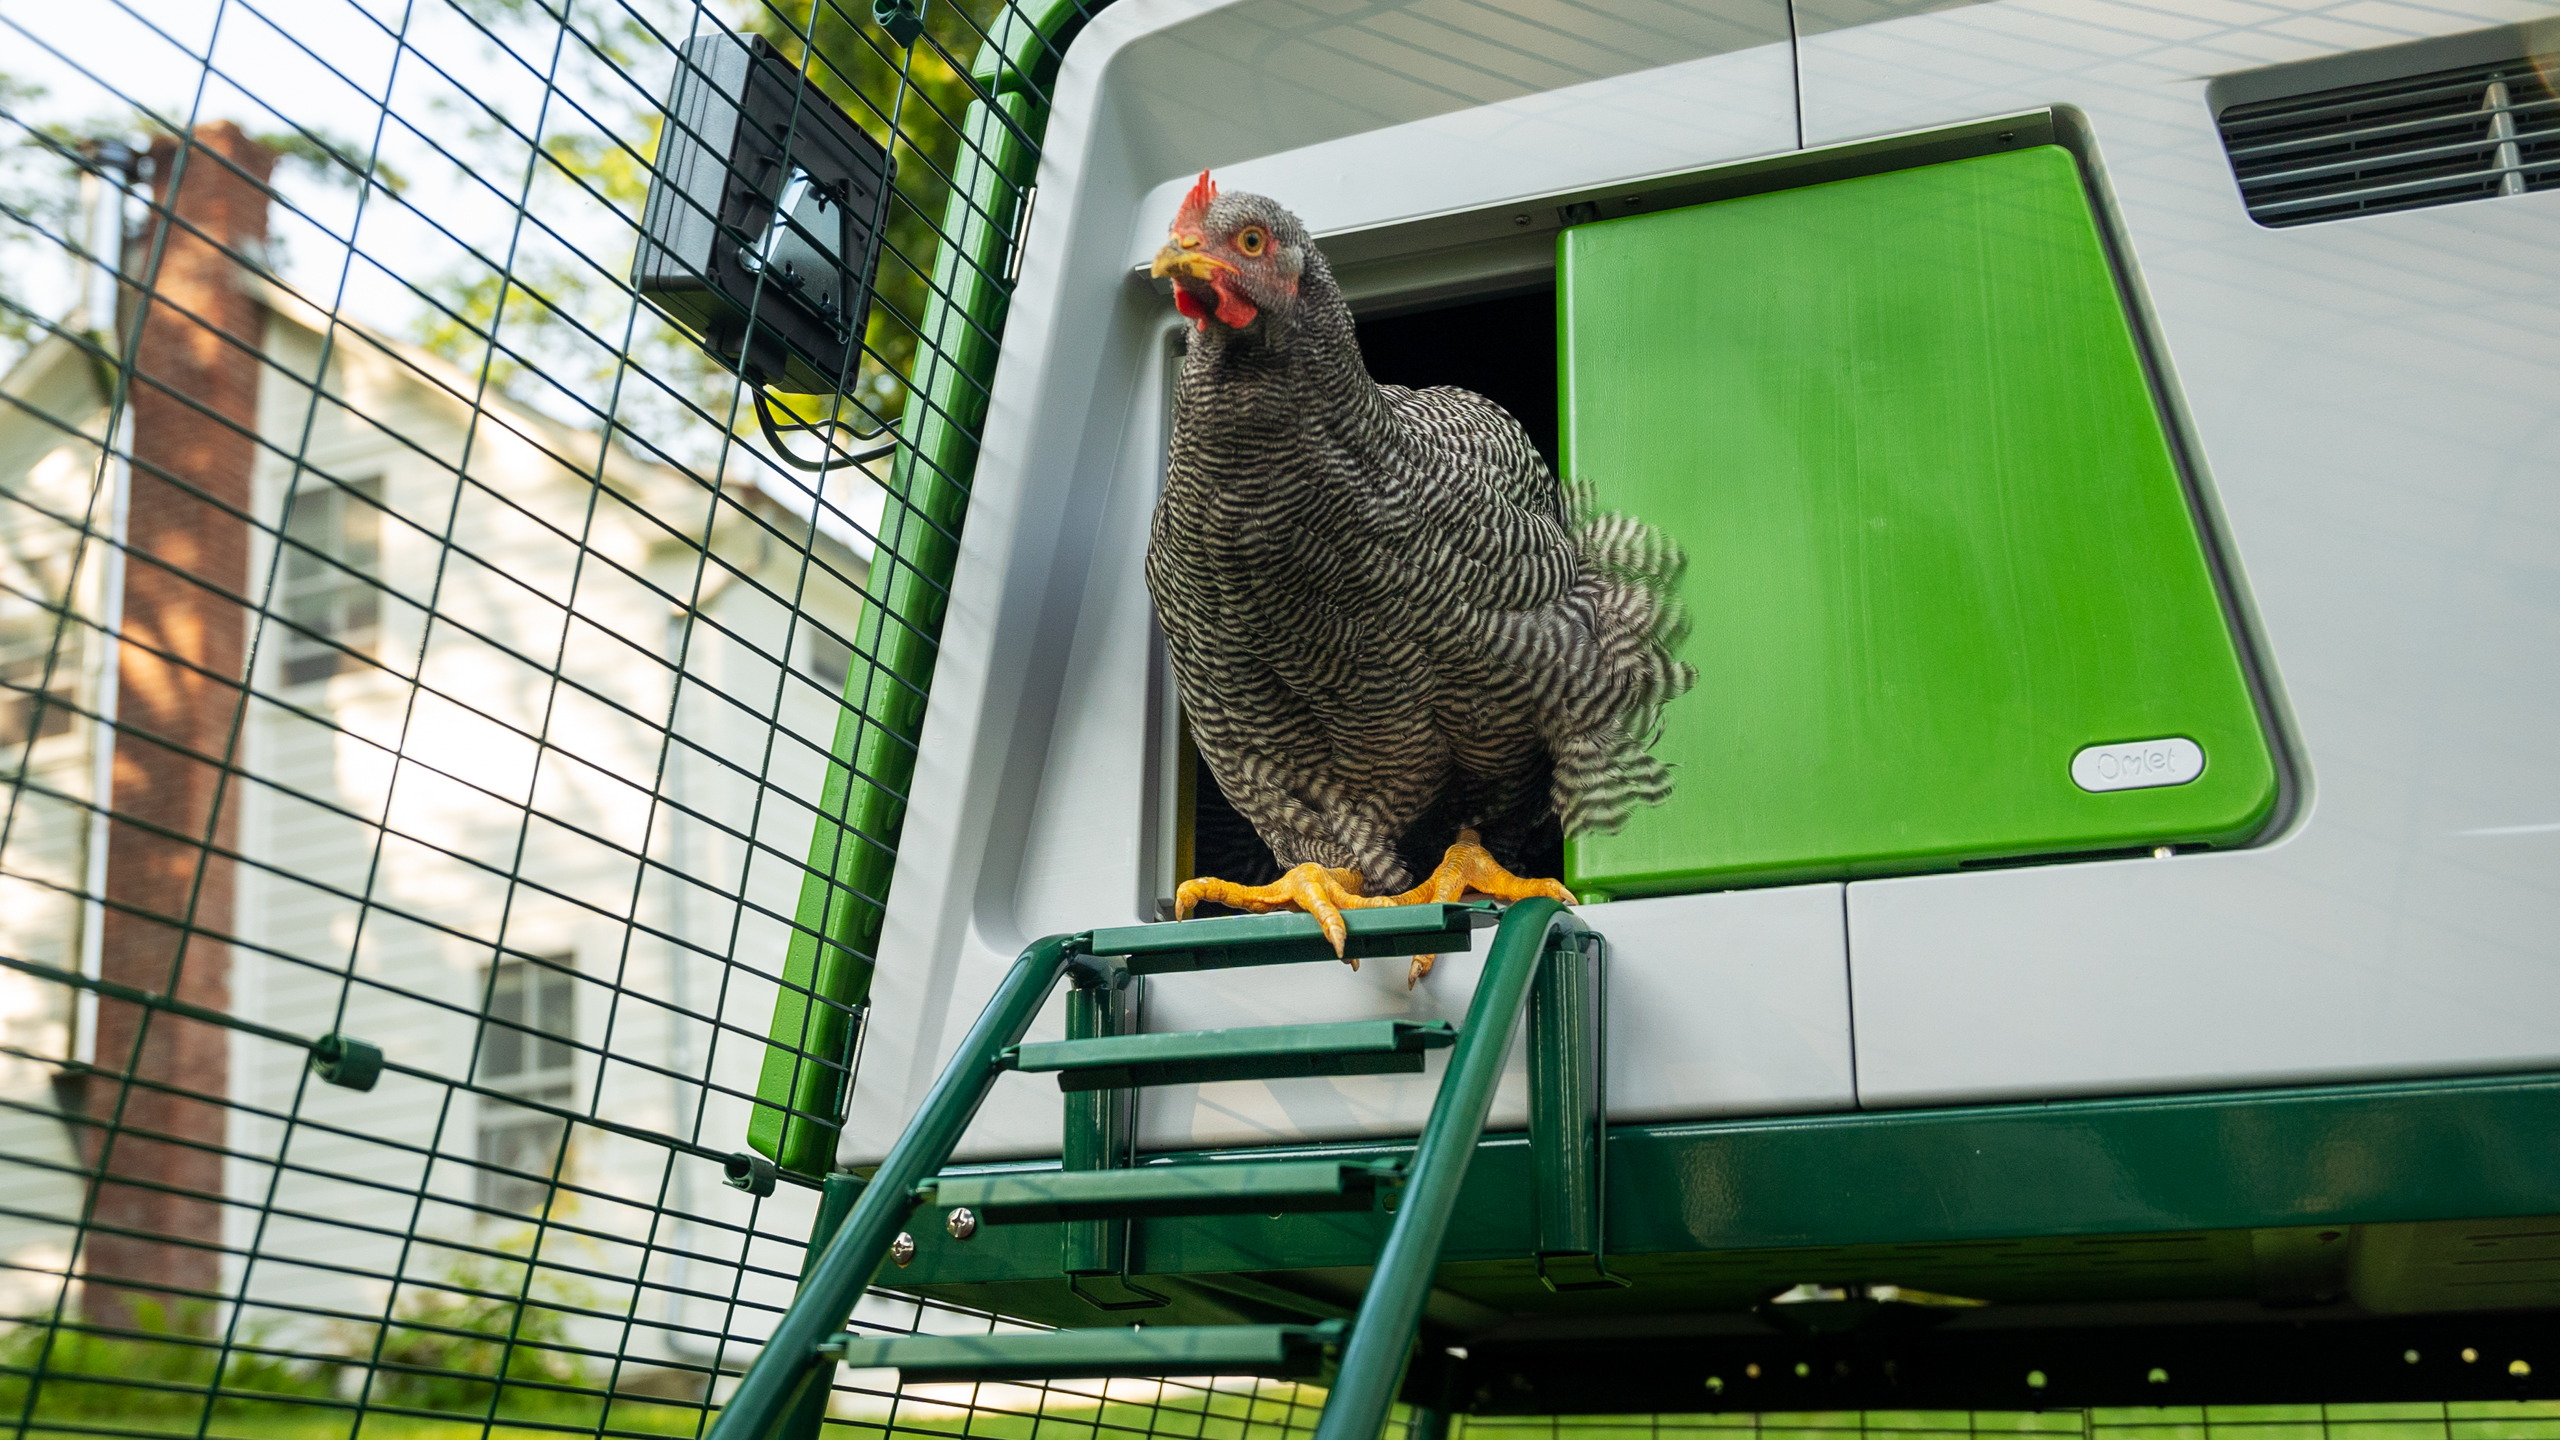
<box><xmin>1550</xmin><ymin>481</ymin><xmax>1700</xmax><ymax>838</ymax></box>
<box><xmin>1551</xmin><ymin>727</ymin><xmax>1679</xmax><ymax>836</ymax></box>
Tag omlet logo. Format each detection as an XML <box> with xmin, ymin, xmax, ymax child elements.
<box><xmin>2071</xmin><ymin>736</ymin><xmax>2204</xmax><ymax>793</ymax></box>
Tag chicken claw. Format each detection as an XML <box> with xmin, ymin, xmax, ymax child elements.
<box><xmin>1380</xmin><ymin>829</ymin><xmax>1577</xmax><ymax>987</ymax></box>
<box><xmin>1174</xmin><ymin>863</ymin><xmax>1387</xmax><ymax>965</ymax></box>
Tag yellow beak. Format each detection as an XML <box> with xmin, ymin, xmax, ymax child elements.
<box><xmin>1152</xmin><ymin>238</ymin><xmax>1231</xmax><ymax>281</ymax></box>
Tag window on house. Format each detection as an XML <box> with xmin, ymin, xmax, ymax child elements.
<box><xmin>0</xmin><ymin>605</ymin><xmax>80</xmax><ymax>750</ymax></box>
<box><xmin>278</xmin><ymin>476</ymin><xmax>383</xmax><ymax>686</ymax></box>
<box><xmin>475</xmin><ymin>955</ymin><xmax>576</xmax><ymax>1216</ymax></box>
<box><xmin>806</xmin><ymin>626</ymin><xmax>852</xmax><ymax>696</ymax></box>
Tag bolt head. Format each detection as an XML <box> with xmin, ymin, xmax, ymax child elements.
<box><xmin>946</xmin><ymin>1206</ymin><xmax>978</xmax><ymax>1241</ymax></box>
<box><xmin>889</xmin><ymin>1232</ymin><xmax>916</xmax><ymax>1267</ymax></box>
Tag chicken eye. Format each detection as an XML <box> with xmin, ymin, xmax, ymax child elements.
<box><xmin>1236</xmin><ymin>226</ymin><xmax>1267</xmax><ymax>256</ymax></box>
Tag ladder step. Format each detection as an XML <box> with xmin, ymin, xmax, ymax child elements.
<box><xmin>923</xmin><ymin>1159</ymin><xmax>1397</xmax><ymax>1223</ymax></box>
<box><xmin>828</xmin><ymin>1321</ymin><xmax>1346</xmax><ymax>1382</ymax></box>
<box><xmin>1088</xmin><ymin>902</ymin><xmax>1493</xmax><ymax>974</ymax></box>
<box><xmin>1009</xmin><ymin>1019</ymin><xmax>1458</xmax><ymax>1090</ymax></box>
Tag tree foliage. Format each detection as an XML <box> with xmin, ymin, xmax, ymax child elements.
<box><xmin>410</xmin><ymin>0</ymin><xmax>1015</xmax><ymax>470</ymax></box>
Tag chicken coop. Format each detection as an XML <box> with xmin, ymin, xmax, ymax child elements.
<box><xmin>0</xmin><ymin>0</ymin><xmax>2556</xmax><ymax>1438</ymax></box>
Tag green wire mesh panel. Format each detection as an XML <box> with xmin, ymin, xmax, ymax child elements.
<box><xmin>0</xmin><ymin>0</ymin><xmax>1128</xmax><ymax>1429</ymax></box>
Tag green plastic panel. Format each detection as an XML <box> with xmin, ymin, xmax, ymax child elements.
<box><xmin>1560</xmin><ymin>144</ymin><xmax>2278</xmax><ymax>894</ymax></box>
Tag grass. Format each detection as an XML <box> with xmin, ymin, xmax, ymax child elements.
<box><xmin>0</xmin><ymin>1250</ymin><xmax>714</xmax><ymax>1440</ymax></box>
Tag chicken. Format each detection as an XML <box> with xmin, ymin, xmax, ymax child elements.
<box><xmin>1147</xmin><ymin>172</ymin><xmax>1694</xmax><ymax>982</ymax></box>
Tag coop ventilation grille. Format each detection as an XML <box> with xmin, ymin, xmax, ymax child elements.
<box><xmin>2219</xmin><ymin>57</ymin><xmax>2560</xmax><ymax>226</ymax></box>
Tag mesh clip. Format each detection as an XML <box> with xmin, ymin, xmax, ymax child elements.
<box><xmin>725</xmin><ymin>1151</ymin><xmax>780</xmax><ymax>1196</ymax></box>
<box><xmin>308</xmin><ymin>1033</ymin><xmax>383</xmax><ymax>1092</ymax></box>
<box><xmin>873</xmin><ymin>0</ymin><xmax>923</xmax><ymax>47</ymax></box>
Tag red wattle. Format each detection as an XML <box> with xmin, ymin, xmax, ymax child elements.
<box><xmin>1211</xmin><ymin>275</ymin><xmax>1258</xmax><ymax>328</ymax></box>
<box><xmin>1174</xmin><ymin>285</ymin><xmax>1208</xmax><ymax>322</ymax></box>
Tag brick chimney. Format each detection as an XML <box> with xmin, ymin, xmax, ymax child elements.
<box><xmin>78</xmin><ymin>121</ymin><xmax>275</xmax><ymax>1333</ymax></box>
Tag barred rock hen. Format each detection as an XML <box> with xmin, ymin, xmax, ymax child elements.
<box><xmin>1148</xmin><ymin>173</ymin><xmax>1694</xmax><ymax>983</ymax></box>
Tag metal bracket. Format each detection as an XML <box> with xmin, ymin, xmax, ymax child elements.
<box><xmin>1536</xmin><ymin>1248</ymin><xmax>1632</xmax><ymax>1293</ymax></box>
<box><xmin>1068</xmin><ymin>1269</ymin><xmax>1172</xmax><ymax>1312</ymax></box>
<box><xmin>1536</xmin><ymin>931</ymin><xmax>1630</xmax><ymax>1293</ymax></box>
<box><xmin>1004</xmin><ymin>185</ymin><xmax>1038</xmax><ymax>285</ymax></box>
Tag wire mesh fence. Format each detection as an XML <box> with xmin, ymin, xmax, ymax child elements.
<box><xmin>0</xmin><ymin>0</ymin><xmax>1112</xmax><ymax>1430</ymax></box>
<box><xmin>1</xmin><ymin>1</ymin><xmax>2556</xmax><ymax>1439</ymax></box>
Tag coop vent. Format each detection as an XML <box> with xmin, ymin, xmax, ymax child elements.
<box><xmin>2219</xmin><ymin>56</ymin><xmax>2560</xmax><ymax>226</ymax></box>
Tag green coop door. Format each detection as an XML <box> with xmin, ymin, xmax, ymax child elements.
<box><xmin>1561</xmin><ymin>144</ymin><xmax>2279</xmax><ymax>897</ymax></box>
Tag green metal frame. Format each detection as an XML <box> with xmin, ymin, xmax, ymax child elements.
<box><xmin>708</xmin><ymin>899</ymin><xmax>1595</xmax><ymax>1440</ymax></box>
<box><xmin>722</xmin><ymin>930</ymin><xmax>1086</xmax><ymax>1437</ymax></box>
<box><xmin>882</xmin><ymin>1068</ymin><xmax>2560</xmax><ymax>1328</ymax></box>
<box><xmin>1317</xmin><ymin>898</ymin><xmax>1582</xmax><ymax>1440</ymax></box>
<box><xmin>749</xmin><ymin>0</ymin><xmax>1104</xmax><ymax>1174</ymax></box>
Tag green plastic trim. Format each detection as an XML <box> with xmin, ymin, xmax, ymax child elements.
<box><xmin>968</xmin><ymin>0</ymin><xmax>1101</xmax><ymax>96</ymax></box>
<box><xmin>826</xmin><ymin>1320</ymin><xmax>1347</xmax><ymax>1382</ymax></box>
<box><xmin>749</xmin><ymin>13</ymin><xmax>1073</xmax><ymax>1174</ymax></box>
<box><xmin>925</xmin><ymin>1158</ymin><xmax>1398</xmax><ymax>1222</ymax></box>
<box><xmin>1012</xmin><ymin>1018</ymin><xmax>1459</xmax><ymax>1090</ymax></box>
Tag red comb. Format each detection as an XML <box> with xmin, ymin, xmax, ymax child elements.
<box><xmin>1173</xmin><ymin>169</ymin><xmax>1217</xmax><ymax>227</ymax></box>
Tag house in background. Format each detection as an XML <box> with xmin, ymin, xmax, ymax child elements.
<box><xmin>0</xmin><ymin>123</ymin><xmax>863</xmax><ymax>1383</ymax></box>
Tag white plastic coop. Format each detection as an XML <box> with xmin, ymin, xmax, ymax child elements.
<box><xmin>841</xmin><ymin>0</ymin><xmax>2560</xmax><ymax>1166</ymax></box>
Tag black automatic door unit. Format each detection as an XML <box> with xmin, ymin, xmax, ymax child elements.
<box><xmin>634</xmin><ymin>31</ymin><xmax>893</xmax><ymax>396</ymax></box>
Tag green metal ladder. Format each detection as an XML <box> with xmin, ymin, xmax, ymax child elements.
<box><xmin>710</xmin><ymin>896</ymin><xmax>1615</xmax><ymax>1440</ymax></box>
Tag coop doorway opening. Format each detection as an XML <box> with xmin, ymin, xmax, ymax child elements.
<box><xmin>1175</xmin><ymin>282</ymin><xmax>1566</xmax><ymax>909</ymax></box>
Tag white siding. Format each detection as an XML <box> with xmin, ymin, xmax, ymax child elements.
<box><xmin>220</xmin><ymin>313</ymin><xmax>863</xmax><ymax>1364</ymax></box>
<box><xmin>0</xmin><ymin>338</ymin><xmax>112</xmax><ymax>1319</ymax></box>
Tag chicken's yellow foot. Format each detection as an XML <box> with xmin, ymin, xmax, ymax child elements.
<box><xmin>1174</xmin><ymin>862</ymin><xmax>1386</xmax><ymax>965</ymax></box>
<box><xmin>1381</xmin><ymin>829</ymin><xmax>1578</xmax><ymax>988</ymax></box>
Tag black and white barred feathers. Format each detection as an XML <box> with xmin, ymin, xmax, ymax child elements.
<box><xmin>1146</xmin><ymin>177</ymin><xmax>1695</xmax><ymax>893</ymax></box>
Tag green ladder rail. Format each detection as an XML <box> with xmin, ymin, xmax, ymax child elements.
<box><xmin>706</xmin><ymin>897</ymin><xmax>1609</xmax><ymax>1440</ymax></box>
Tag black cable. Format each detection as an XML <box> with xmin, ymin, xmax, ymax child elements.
<box><xmin>754</xmin><ymin>387</ymin><xmax>897</xmax><ymax>473</ymax></box>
